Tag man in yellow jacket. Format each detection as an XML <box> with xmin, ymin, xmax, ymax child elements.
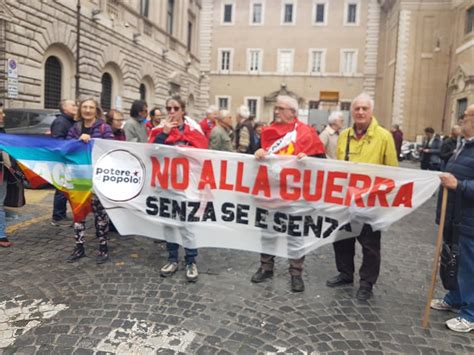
<box><xmin>326</xmin><ymin>93</ymin><xmax>398</xmax><ymax>301</ymax></box>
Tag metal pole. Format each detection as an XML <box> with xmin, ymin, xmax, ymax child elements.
<box><xmin>75</xmin><ymin>0</ymin><xmax>81</xmax><ymax>100</ymax></box>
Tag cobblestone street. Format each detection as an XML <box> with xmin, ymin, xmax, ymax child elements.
<box><xmin>1</xmin><ymin>162</ymin><xmax>473</xmax><ymax>354</ymax></box>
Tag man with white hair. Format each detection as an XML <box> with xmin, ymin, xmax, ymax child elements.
<box><xmin>319</xmin><ymin>111</ymin><xmax>344</xmax><ymax>159</ymax></box>
<box><xmin>430</xmin><ymin>104</ymin><xmax>474</xmax><ymax>333</ymax></box>
<box><xmin>200</xmin><ymin>105</ymin><xmax>219</xmax><ymax>138</ymax></box>
<box><xmin>209</xmin><ymin>110</ymin><xmax>234</xmax><ymax>152</ymax></box>
<box><xmin>235</xmin><ymin>105</ymin><xmax>257</xmax><ymax>154</ymax></box>
<box><xmin>251</xmin><ymin>95</ymin><xmax>325</xmax><ymax>292</ymax></box>
<box><xmin>50</xmin><ymin>99</ymin><xmax>78</xmax><ymax>226</ymax></box>
<box><xmin>326</xmin><ymin>93</ymin><xmax>398</xmax><ymax>301</ymax></box>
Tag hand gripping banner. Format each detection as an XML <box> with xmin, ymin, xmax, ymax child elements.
<box><xmin>92</xmin><ymin>140</ymin><xmax>441</xmax><ymax>259</ymax></box>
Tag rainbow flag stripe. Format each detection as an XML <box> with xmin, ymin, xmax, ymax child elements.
<box><xmin>0</xmin><ymin>134</ymin><xmax>93</xmax><ymax>222</ymax></box>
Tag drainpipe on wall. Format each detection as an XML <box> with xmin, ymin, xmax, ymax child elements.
<box><xmin>75</xmin><ymin>0</ymin><xmax>81</xmax><ymax>100</ymax></box>
<box><xmin>390</xmin><ymin>9</ymin><xmax>400</xmax><ymax>126</ymax></box>
<box><xmin>441</xmin><ymin>44</ymin><xmax>453</xmax><ymax>133</ymax></box>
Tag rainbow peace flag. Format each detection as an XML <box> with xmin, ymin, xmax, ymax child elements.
<box><xmin>0</xmin><ymin>134</ymin><xmax>93</xmax><ymax>222</ymax></box>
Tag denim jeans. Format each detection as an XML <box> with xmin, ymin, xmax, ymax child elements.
<box><xmin>444</xmin><ymin>234</ymin><xmax>474</xmax><ymax>322</ymax></box>
<box><xmin>52</xmin><ymin>189</ymin><xmax>68</xmax><ymax>221</ymax></box>
<box><xmin>0</xmin><ymin>180</ymin><xmax>6</xmax><ymax>239</ymax></box>
<box><xmin>166</xmin><ymin>242</ymin><xmax>197</xmax><ymax>265</ymax></box>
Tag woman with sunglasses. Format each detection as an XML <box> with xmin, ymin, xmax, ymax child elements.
<box><xmin>67</xmin><ymin>98</ymin><xmax>114</xmax><ymax>264</ymax></box>
<box><xmin>148</xmin><ymin>95</ymin><xmax>208</xmax><ymax>282</ymax></box>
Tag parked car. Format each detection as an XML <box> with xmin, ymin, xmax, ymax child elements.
<box><xmin>4</xmin><ymin>108</ymin><xmax>59</xmax><ymax>135</ymax></box>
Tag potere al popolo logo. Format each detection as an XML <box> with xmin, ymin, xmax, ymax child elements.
<box><xmin>94</xmin><ymin>150</ymin><xmax>145</xmax><ymax>202</ymax></box>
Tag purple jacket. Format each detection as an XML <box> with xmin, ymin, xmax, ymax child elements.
<box><xmin>67</xmin><ymin>119</ymin><xmax>114</xmax><ymax>140</ymax></box>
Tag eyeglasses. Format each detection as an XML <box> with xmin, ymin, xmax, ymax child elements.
<box><xmin>113</xmin><ymin>118</ymin><xmax>125</xmax><ymax>122</ymax></box>
<box><xmin>166</xmin><ymin>106</ymin><xmax>181</xmax><ymax>112</ymax></box>
<box><xmin>274</xmin><ymin>106</ymin><xmax>292</xmax><ymax>111</ymax></box>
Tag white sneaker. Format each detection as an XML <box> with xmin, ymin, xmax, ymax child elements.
<box><xmin>160</xmin><ymin>262</ymin><xmax>178</xmax><ymax>277</ymax></box>
<box><xmin>185</xmin><ymin>263</ymin><xmax>198</xmax><ymax>282</ymax></box>
<box><xmin>446</xmin><ymin>317</ymin><xmax>474</xmax><ymax>333</ymax></box>
<box><xmin>430</xmin><ymin>299</ymin><xmax>457</xmax><ymax>312</ymax></box>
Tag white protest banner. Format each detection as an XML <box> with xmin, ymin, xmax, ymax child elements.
<box><xmin>92</xmin><ymin>140</ymin><xmax>441</xmax><ymax>258</ymax></box>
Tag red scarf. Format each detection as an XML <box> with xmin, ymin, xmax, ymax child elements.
<box><xmin>148</xmin><ymin>123</ymin><xmax>208</xmax><ymax>149</ymax></box>
<box><xmin>261</xmin><ymin>119</ymin><xmax>325</xmax><ymax>156</ymax></box>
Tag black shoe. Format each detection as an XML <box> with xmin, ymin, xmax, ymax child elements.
<box><xmin>96</xmin><ymin>244</ymin><xmax>109</xmax><ymax>264</ymax></box>
<box><xmin>356</xmin><ymin>287</ymin><xmax>373</xmax><ymax>301</ymax></box>
<box><xmin>67</xmin><ymin>244</ymin><xmax>85</xmax><ymax>263</ymax></box>
<box><xmin>291</xmin><ymin>275</ymin><xmax>305</xmax><ymax>292</ymax></box>
<box><xmin>326</xmin><ymin>274</ymin><xmax>353</xmax><ymax>288</ymax></box>
<box><xmin>250</xmin><ymin>267</ymin><xmax>273</xmax><ymax>283</ymax></box>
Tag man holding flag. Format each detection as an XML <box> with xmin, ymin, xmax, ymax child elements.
<box><xmin>326</xmin><ymin>93</ymin><xmax>398</xmax><ymax>301</ymax></box>
<box><xmin>250</xmin><ymin>95</ymin><xmax>325</xmax><ymax>292</ymax></box>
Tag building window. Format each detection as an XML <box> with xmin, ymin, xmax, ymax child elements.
<box><xmin>346</xmin><ymin>3</ymin><xmax>357</xmax><ymax>24</ymax></box>
<box><xmin>278</xmin><ymin>49</ymin><xmax>294</xmax><ymax>74</ymax></box>
<box><xmin>341</xmin><ymin>50</ymin><xmax>357</xmax><ymax>74</ymax></box>
<box><xmin>309</xmin><ymin>50</ymin><xmax>324</xmax><ymax>73</ymax></box>
<box><xmin>248</xmin><ymin>49</ymin><xmax>262</xmax><ymax>73</ymax></box>
<box><xmin>219</xmin><ymin>49</ymin><xmax>231</xmax><ymax>72</ymax></box>
<box><xmin>251</xmin><ymin>2</ymin><xmax>263</xmax><ymax>24</ymax></box>
<box><xmin>217</xmin><ymin>97</ymin><xmax>229</xmax><ymax>110</ymax></box>
<box><xmin>44</xmin><ymin>56</ymin><xmax>62</xmax><ymax>109</ymax></box>
<box><xmin>139</xmin><ymin>83</ymin><xmax>146</xmax><ymax>101</ymax></box>
<box><xmin>167</xmin><ymin>0</ymin><xmax>174</xmax><ymax>34</ymax></box>
<box><xmin>246</xmin><ymin>98</ymin><xmax>258</xmax><ymax>117</ymax></box>
<box><xmin>457</xmin><ymin>98</ymin><xmax>468</xmax><ymax>119</ymax></box>
<box><xmin>283</xmin><ymin>3</ymin><xmax>294</xmax><ymax>24</ymax></box>
<box><xmin>315</xmin><ymin>3</ymin><xmax>325</xmax><ymax>24</ymax></box>
<box><xmin>223</xmin><ymin>3</ymin><xmax>234</xmax><ymax>24</ymax></box>
<box><xmin>466</xmin><ymin>6</ymin><xmax>474</xmax><ymax>34</ymax></box>
<box><xmin>169</xmin><ymin>83</ymin><xmax>180</xmax><ymax>95</ymax></box>
<box><xmin>140</xmin><ymin>0</ymin><xmax>149</xmax><ymax>17</ymax></box>
<box><xmin>187</xmin><ymin>21</ymin><xmax>193</xmax><ymax>51</ymax></box>
<box><xmin>100</xmin><ymin>73</ymin><xmax>113</xmax><ymax>112</ymax></box>
<box><xmin>308</xmin><ymin>101</ymin><xmax>319</xmax><ymax>109</ymax></box>
<box><xmin>340</xmin><ymin>101</ymin><xmax>351</xmax><ymax>111</ymax></box>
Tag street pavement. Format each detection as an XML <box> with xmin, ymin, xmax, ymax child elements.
<box><xmin>1</xmin><ymin>161</ymin><xmax>473</xmax><ymax>354</ymax></box>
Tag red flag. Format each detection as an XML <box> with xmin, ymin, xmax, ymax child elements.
<box><xmin>261</xmin><ymin>119</ymin><xmax>325</xmax><ymax>156</ymax></box>
<box><xmin>148</xmin><ymin>124</ymin><xmax>208</xmax><ymax>149</ymax></box>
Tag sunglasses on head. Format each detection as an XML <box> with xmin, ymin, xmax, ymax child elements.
<box><xmin>166</xmin><ymin>106</ymin><xmax>181</xmax><ymax>112</ymax></box>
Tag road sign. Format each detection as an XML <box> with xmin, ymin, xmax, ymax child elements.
<box><xmin>7</xmin><ymin>58</ymin><xmax>18</xmax><ymax>79</ymax></box>
<box><xmin>7</xmin><ymin>78</ymin><xmax>18</xmax><ymax>98</ymax></box>
<box><xmin>8</xmin><ymin>85</ymin><xmax>18</xmax><ymax>99</ymax></box>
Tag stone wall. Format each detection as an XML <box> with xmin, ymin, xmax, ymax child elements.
<box><xmin>1</xmin><ymin>0</ymin><xmax>205</xmax><ymax>118</ymax></box>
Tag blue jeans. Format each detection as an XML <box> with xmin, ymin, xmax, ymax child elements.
<box><xmin>52</xmin><ymin>189</ymin><xmax>68</xmax><ymax>221</ymax></box>
<box><xmin>0</xmin><ymin>181</ymin><xmax>6</xmax><ymax>239</ymax></box>
<box><xmin>444</xmin><ymin>234</ymin><xmax>474</xmax><ymax>322</ymax></box>
<box><xmin>166</xmin><ymin>242</ymin><xmax>197</xmax><ymax>265</ymax></box>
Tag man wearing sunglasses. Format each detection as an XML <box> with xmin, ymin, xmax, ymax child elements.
<box><xmin>326</xmin><ymin>93</ymin><xmax>398</xmax><ymax>301</ymax></box>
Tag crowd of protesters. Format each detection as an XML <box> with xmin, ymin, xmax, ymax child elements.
<box><xmin>0</xmin><ymin>93</ymin><xmax>473</xmax><ymax>333</ymax></box>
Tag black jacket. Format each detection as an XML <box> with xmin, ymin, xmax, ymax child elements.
<box><xmin>437</xmin><ymin>139</ymin><xmax>474</xmax><ymax>236</ymax></box>
<box><xmin>440</xmin><ymin>137</ymin><xmax>458</xmax><ymax>165</ymax></box>
<box><xmin>51</xmin><ymin>113</ymin><xmax>75</xmax><ymax>139</ymax></box>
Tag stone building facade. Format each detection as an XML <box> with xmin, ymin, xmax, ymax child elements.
<box><xmin>201</xmin><ymin>0</ymin><xmax>474</xmax><ymax>140</ymax></box>
<box><xmin>0</xmin><ymin>0</ymin><xmax>205</xmax><ymax>118</ymax></box>
<box><xmin>200</xmin><ymin>0</ymin><xmax>381</xmax><ymax>125</ymax></box>
<box><xmin>377</xmin><ymin>0</ymin><xmax>474</xmax><ymax>139</ymax></box>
